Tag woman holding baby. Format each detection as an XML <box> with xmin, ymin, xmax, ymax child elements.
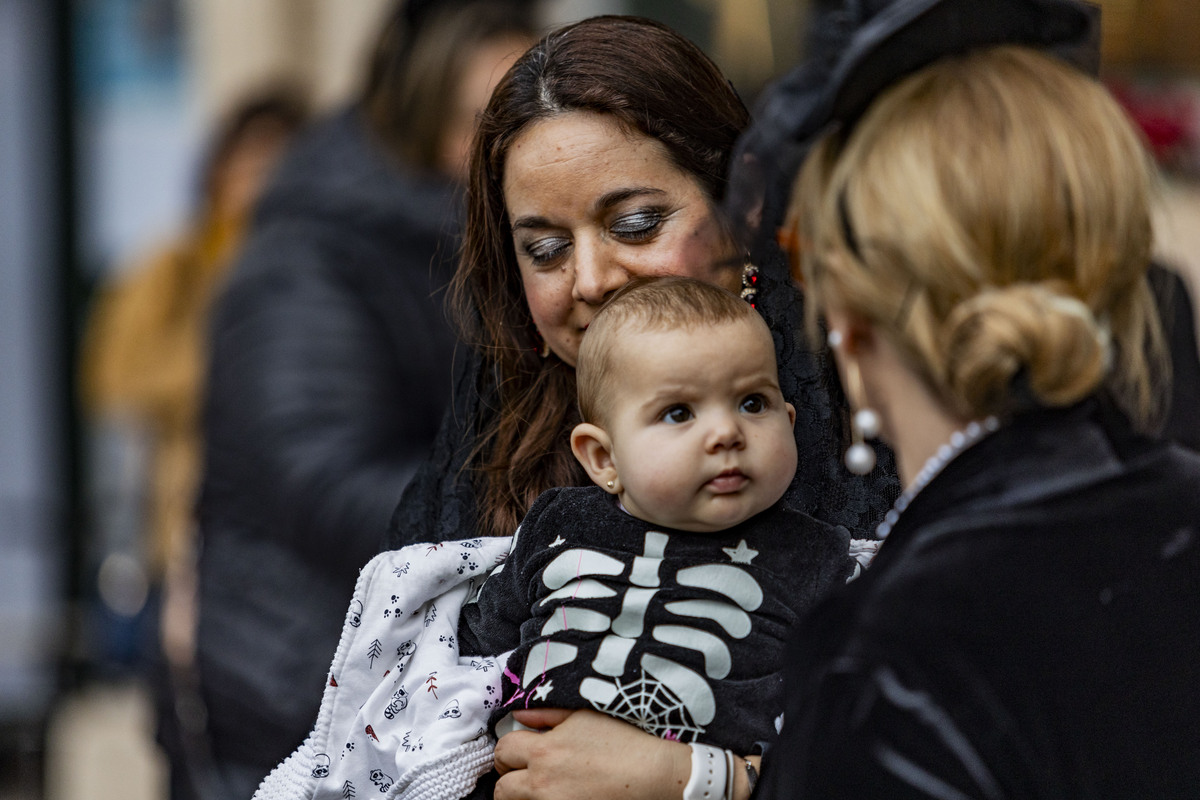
<box><xmin>373</xmin><ymin>14</ymin><xmax>893</xmax><ymax>799</ymax></box>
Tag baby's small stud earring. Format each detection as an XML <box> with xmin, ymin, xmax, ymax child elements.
<box><xmin>606</xmin><ymin>480</ymin><xmax>615</xmax><ymax>490</ymax></box>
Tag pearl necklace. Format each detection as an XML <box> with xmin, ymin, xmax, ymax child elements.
<box><xmin>875</xmin><ymin>416</ymin><xmax>1000</xmax><ymax>540</ymax></box>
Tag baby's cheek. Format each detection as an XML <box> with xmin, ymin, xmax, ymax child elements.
<box><xmin>639</xmin><ymin>466</ymin><xmax>694</xmax><ymax>512</ymax></box>
<box><xmin>768</xmin><ymin>442</ymin><xmax>799</xmax><ymax>497</ymax></box>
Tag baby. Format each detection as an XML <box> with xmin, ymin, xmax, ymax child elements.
<box><xmin>458</xmin><ymin>276</ymin><xmax>855</xmax><ymax>753</ymax></box>
<box><xmin>258</xmin><ymin>277</ymin><xmax>862</xmax><ymax>800</ymax></box>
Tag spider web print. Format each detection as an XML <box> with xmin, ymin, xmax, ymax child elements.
<box><xmin>589</xmin><ymin>670</ymin><xmax>706</xmax><ymax>743</ymax></box>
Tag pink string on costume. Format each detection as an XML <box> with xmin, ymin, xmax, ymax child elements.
<box><xmin>505</xmin><ymin>544</ymin><xmax>592</xmax><ymax>710</ymax></box>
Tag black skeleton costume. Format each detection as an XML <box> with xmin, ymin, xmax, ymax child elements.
<box><xmin>459</xmin><ymin>486</ymin><xmax>859</xmax><ymax>752</ymax></box>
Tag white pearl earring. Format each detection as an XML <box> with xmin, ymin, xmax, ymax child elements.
<box><xmin>831</xmin><ymin>334</ymin><xmax>878</xmax><ymax>476</ymax></box>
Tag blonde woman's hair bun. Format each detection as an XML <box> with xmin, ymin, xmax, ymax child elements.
<box><xmin>941</xmin><ymin>284</ymin><xmax>1111</xmax><ymax>418</ymax></box>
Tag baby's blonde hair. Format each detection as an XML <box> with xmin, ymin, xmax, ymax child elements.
<box><xmin>789</xmin><ymin>45</ymin><xmax>1167</xmax><ymax>428</ymax></box>
<box><xmin>577</xmin><ymin>276</ymin><xmax>769</xmax><ymax>426</ymax></box>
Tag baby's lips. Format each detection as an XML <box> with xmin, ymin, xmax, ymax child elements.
<box><xmin>706</xmin><ymin>470</ymin><xmax>748</xmax><ymax>493</ymax></box>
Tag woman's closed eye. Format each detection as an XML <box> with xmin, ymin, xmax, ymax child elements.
<box><xmin>610</xmin><ymin>209</ymin><xmax>665</xmax><ymax>242</ymax></box>
<box><xmin>660</xmin><ymin>404</ymin><xmax>693</xmax><ymax>424</ymax></box>
<box><xmin>521</xmin><ymin>235</ymin><xmax>572</xmax><ymax>268</ymax></box>
<box><xmin>740</xmin><ymin>394</ymin><xmax>768</xmax><ymax>414</ymax></box>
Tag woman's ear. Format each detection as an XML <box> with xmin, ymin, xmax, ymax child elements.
<box><xmin>570</xmin><ymin>422</ymin><xmax>620</xmax><ymax>493</ymax></box>
<box><xmin>825</xmin><ymin>305</ymin><xmax>876</xmax><ymax>358</ymax></box>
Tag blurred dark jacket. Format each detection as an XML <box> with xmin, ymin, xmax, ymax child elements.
<box><xmin>195</xmin><ymin>107</ymin><xmax>460</xmax><ymax>772</ymax></box>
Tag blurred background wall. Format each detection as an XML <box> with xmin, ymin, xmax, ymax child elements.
<box><xmin>1</xmin><ymin>4</ymin><xmax>72</xmax><ymax>800</ymax></box>
<box><xmin>0</xmin><ymin>1</ymin><xmax>1197</xmax><ymax>799</ymax></box>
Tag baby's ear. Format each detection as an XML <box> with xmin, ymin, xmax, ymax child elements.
<box><xmin>570</xmin><ymin>422</ymin><xmax>619</xmax><ymax>493</ymax></box>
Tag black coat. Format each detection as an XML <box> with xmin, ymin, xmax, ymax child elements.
<box><xmin>759</xmin><ymin>399</ymin><xmax>1200</xmax><ymax>798</ymax></box>
<box><xmin>196</xmin><ymin>108</ymin><xmax>461</xmax><ymax>770</ymax></box>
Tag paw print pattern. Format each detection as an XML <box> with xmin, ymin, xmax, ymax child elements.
<box><xmin>437</xmin><ymin>633</ymin><xmax>456</xmax><ymax>648</ymax></box>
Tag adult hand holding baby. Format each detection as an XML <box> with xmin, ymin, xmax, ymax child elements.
<box><xmin>494</xmin><ymin>709</ymin><xmax>692</xmax><ymax>800</ymax></box>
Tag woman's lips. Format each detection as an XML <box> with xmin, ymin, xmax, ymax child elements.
<box><xmin>706</xmin><ymin>469</ymin><xmax>747</xmax><ymax>493</ymax></box>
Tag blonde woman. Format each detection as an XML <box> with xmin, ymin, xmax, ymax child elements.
<box><xmin>759</xmin><ymin>42</ymin><xmax>1200</xmax><ymax>799</ymax></box>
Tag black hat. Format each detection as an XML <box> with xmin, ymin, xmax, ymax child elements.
<box><xmin>728</xmin><ymin>0</ymin><xmax>1100</xmax><ymax>256</ymax></box>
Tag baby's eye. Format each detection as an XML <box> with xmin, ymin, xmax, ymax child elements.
<box><xmin>610</xmin><ymin>210</ymin><xmax>664</xmax><ymax>242</ymax></box>
<box><xmin>740</xmin><ymin>394</ymin><xmax>767</xmax><ymax>414</ymax></box>
<box><xmin>661</xmin><ymin>405</ymin><xmax>693</xmax><ymax>424</ymax></box>
<box><xmin>521</xmin><ymin>236</ymin><xmax>571</xmax><ymax>268</ymax></box>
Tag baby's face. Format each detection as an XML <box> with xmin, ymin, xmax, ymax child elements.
<box><xmin>603</xmin><ymin>318</ymin><xmax>797</xmax><ymax>532</ymax></box>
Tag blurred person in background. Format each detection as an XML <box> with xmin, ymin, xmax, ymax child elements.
<box><xmin>192</xmin><ymin>1</ymin><xmax>538</xmax><ymax>797</ymax></box>
<box><xmin>78</xmin><ymin>87</ymin><xmax>305</xmax><ymax>800</ymax></box>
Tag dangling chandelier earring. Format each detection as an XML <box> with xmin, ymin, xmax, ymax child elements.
<box><xmin>828</xmin><ymin>329</ymin><xmax>879</xmax><ymax>475</ymax></box>
<box><xmin>740</xmin><ymin>257</ymin><xmax>759</xmax><ymax>308</ymax></box>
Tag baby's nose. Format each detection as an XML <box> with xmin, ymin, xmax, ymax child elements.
<box><xmin>706</xmin><ymin>414</ymin><xmax>745</xmax><ymax>451</ymax></box>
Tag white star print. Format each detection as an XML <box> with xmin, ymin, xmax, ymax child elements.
<box><xmin>531</xmin><ymin>680</ymin><xmax>554</xmax><ymax>701</ymax></box>
<box><xmin>548</xmin><ymin>535</ymin><xmax>566</xmax><ymax>548</ymax></box>
<box><xmin>722</xmin><ymin>539</ymin><xmax>758</xmax><ymax>564</ymax></box>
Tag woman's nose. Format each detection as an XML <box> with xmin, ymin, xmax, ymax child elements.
<box><xmin>571</xmin><ymin>240</ymin><xmax>628</xmax><ymax>305</ymax></box>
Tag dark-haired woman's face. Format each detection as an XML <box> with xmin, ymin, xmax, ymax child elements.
<box><xmin>503</xmin><ymin>111</ymin><xmax>740</xmax><ymax>366</ymax></box>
